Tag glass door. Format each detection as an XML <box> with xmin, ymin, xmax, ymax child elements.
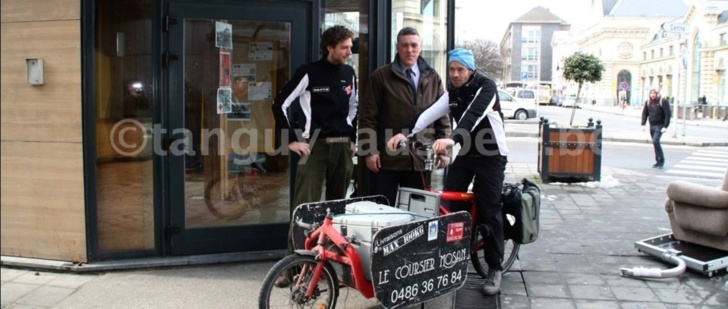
<box><xmin>166</xmin><ymin>2</ymin><xmax>308</xmax><ymax>255</ymax></box>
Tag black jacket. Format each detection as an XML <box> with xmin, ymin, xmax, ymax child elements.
<box><xmin>641</xmin><ymin>97</ymin><xmax>671</xmax><ymax>128</ymax></box>
<box><xmin>272</xmin><ymin>57</ymin><xmax>357</xmax><ymax>143</ymax></box>
<box><xmin>408</xmin><ymin>72</ymin><xmax>509</xmax><ymax>157</ymax></box>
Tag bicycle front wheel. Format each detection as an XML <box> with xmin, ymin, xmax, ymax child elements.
<box><xmin>204</xmin><ymin>176</ymin><xmax>248</xmax><ymax>220</ymax></box>
<box><xmin>259</xmin><ymin>254</ymin><xmax>339</xmax><ymax>309</ymax></box>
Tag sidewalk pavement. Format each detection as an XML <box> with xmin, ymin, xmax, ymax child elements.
<box><xmin>3</xmin><ymin>162</ymin><xmax>727</xmax><ymax>308</ymax></box>
<box><xmin>507</xmin><ymin>104</ymin><xmax>728</xmax><ymax>147</ymax></box>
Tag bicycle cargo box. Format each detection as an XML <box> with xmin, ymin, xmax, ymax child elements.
<box><xmin>333</xmin><ymin>213</ymin><xmax>414</xmax><ymax>244</ymax></box>
<box><xmin>344</xmin><ymin>201</ymin><xmax>411</xmax><ymax>215</ymax></box>
<box><xmin>396</xmin><ymin>187</ymin><xmax>440</xmax><ymax>217</ymax></box>
<box><xmin>332</xmin><ymin>212</ymin><xmax>414</xmax><ymax>281</ymax></box>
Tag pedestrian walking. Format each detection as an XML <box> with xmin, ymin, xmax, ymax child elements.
<box><xmin>641</xmin><ymin>88</ymin><xmax>671</xmax><ymax>168</ymax></box>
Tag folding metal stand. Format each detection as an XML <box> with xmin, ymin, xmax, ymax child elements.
<box><xmin>634</xmin><ymin>233</ymin><xmax>728</xmax><ymax>278</ymax></box>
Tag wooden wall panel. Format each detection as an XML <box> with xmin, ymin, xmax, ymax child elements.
<box><xmin>0</xmin><ymin>140</ymin><xmax>86</xmax><ymax>262</ymax></box>
<box><xmin>1</xmin><ymin>0</ymin><xmax>80</xmax><ymax>23</ymax></box>
<box><xmin>0</xmin><ymin>20</ymin><xmax>82</xmax><ymax>143</ymax></box>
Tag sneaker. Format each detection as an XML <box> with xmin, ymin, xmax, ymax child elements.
<box><xmin>274</xmin><ymin>274</ymin><xmax>291</xmax><ymax>288</ymax></box>
<box><xmin>482</xmin><ymin>269</ymin><xmax>502</xmax><ymax>296</ymax></box>
<box><xmin>652</xmin><ymin>163</ymin><xmax>660</xmax><ymax>168</ymax></box>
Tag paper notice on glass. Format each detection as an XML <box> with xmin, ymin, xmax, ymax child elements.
<box><xmin>215</xmin><ymin>22</ymin><xmax>232</xmax><ymax>49</ymax></box>
<box><xmin>217</xmin><ymin>88</ymin><xmax>232</xmax><ymax>114</ymax></box>
<box><xmin>219</xmin><ymin>52</ymin><xmax>231</xmax><ymax>86</ymax></box>
<box><xmin>230</xmin><ymin>102</ymin><xmax>251</xmax><ymax>121</ymax></box>
<box><xmin>232</xmin><ymin>63</ymin><xmax>256</xmax><ymax>82</ymax></box>
<box><xmin>249</xmin><ymin>82</ymin><xmax>272</xmax><ymax>100</ymax></box>
<box><xmin>248</xmin><ymin>42</ymin><xmax>273</xmax><ymax>61</ymax></box>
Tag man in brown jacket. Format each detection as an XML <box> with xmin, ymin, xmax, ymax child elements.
<box><xmin>358</xmin><ymin>27</ymin><xmax>451</xmax><ymax>205</ymax></box>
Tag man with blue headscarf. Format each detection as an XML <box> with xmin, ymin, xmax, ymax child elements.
<box><xmin>387</xmin><ymin>48</ymin><xmax>509</xmax><ymax>296</ymax></box>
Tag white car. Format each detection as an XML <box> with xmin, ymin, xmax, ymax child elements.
<box><xmin>498</xmin><ymin>90</ymin><xmax>538</xmax><ymax>120</ymax></box>
<box><xmin>561</xmin><ymin>95</ymin><xmax>580</xmax><ymax>108</ymax></box>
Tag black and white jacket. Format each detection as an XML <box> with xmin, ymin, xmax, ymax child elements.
<box><xmin>272</xmin><ymin>57</ymin><xmax>357</xmax><ymax>143</ymax></box>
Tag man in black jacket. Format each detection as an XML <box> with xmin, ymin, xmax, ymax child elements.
<box><xmin>641</xmin><ymin>88</ymin><xmax>671</xmax><ymax>168</ymax></box>
<box><xmin>387</xmin><ymin>48</ymin><xmax>509</xmax><ymax>296</ymax></box>
<box><xmin>271</xmin><ymin>26</ymin><xmax>357</xmax><ymax>286</ymax></box>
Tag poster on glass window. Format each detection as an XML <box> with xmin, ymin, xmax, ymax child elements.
<box><xmin>216</xmin><ymin>88</ymin><xmax>232</xmax><ymax>114</ymax></box>
<box><xmin>215</xmin><ymin>21</ymin><xmax>232</xmax><ymax>49</ymax></box>
<box><xmin>219</xmin><ymin>52</ymin><xmax>231</xmax><ymax>87</ymax></box>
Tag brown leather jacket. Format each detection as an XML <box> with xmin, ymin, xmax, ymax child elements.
<box><xmin>358</xmin><ymin>56</ymin><xmax>451</xmax><ymax>171</ymax></box>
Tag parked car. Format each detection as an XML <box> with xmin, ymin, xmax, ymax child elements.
<box><xmin>561</xmin><ymin>95</ymin><xmax>580</xmax><ymax>108</ymax></box>
<box><xmin>497</xmin><ymin>90</ymin><xmax>538</xmax><ymax>120</ymax></box>
<box><xmin>549</xmin><ymin>95</ymin><xmax>562</xmax><ymax>106</ymax></box>
<box><xmin>510</xmin><ymin>89</ymin><xmax>539</xmax><ymax>107</ymax></box>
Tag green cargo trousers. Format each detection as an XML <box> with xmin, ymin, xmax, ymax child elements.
<box><xmin>286</xmin><ymin>139</ymin><xmax>353</xmax><ymax>254</ymax></box>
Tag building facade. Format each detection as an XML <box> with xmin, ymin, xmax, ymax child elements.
<box><xmin>551</xmin><ymin>0</ymin><xmax>728</xmax><ymax>113</ymax></box>
<box><xmin>0</xmin><ymin>0</ymin><xmax>457</xmax><ymax>264</ymax></box>
<box><xmin>500</xmin><ymin>6</ymin><xmax>571</xmax><ymax>85</ymax></box>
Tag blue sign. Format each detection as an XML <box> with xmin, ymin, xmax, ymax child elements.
<box><xmin>521</xmin><ymin>71</ymin><xmax>528</xmax><ymax>81</ymax></box>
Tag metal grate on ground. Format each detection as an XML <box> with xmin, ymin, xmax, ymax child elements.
<box><xmin>453</xmin><ymin>270</ymin><xmax>500</xmax><ymax>309</ymax></box>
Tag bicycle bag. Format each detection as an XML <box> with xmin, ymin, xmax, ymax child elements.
<box><xmin>502</xmin><ymin>178</ymin><xmax>541</xmax><ymax>244</ymax></box>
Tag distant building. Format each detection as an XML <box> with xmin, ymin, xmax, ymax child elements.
<box><xmin>549</xmin><ymin>0</ymin><xmax>728</xmax><ymax>110</ymax></box>
<box><xmin>500</xmin><ymin>6</ymin><xmax>571</xmax><ymax>84</ymax></box>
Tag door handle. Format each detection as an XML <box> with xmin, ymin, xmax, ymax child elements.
<box><xmin>163</xmin><ymin>52</ymin><xmax>178</xmax><ymax>68</ymax></box>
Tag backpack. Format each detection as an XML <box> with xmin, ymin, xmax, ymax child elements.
<box><xmin>502</xmin><ymin>178</ymin><xmax>541</xmax><ymax>244</ymax></box>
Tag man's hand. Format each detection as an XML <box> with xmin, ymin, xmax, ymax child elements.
<box><xmin>641</xmin><ymin>125</ymin><xmax>646</xmax><ymax>131</ymax></box>
<box><xmin>661</xmin><ymin>127</ymin><xmax>668</xmax><ymax>133</ymax></box>
<box><xmin>386</xmin><ymin>133</ymin><xmax>408</xmax><ymax>152</ymax></box>
<box><xmin>288</xmin><ymin>141</ymin><xmax>311</xmax><ymax>157</ymax></box>
<box><xmin>433</xmin><ymin>138</ymin><xmax>455</xmax><ymax>154</ymax></box>
<box><xmin>350</xmin><ymin>142</ymin><xmax>356</xmax><ymax>156</ymax></box>
<box><xmin>436</xmin><ymin>154</ymin><xmax>450</xmax><ymax>169</ymax></box>
<box><xmin>365</xmin><ymin>154</ymin><xmax>381</xmax><ymax>173</ymax></box>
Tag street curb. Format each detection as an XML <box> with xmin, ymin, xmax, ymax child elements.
<box><xmin>505</xmin><ymin>132</ymin><xmax>728</xmax><ymax>147</ymax></box>
<box><xmin>1</xmin><ymin>250</ymin><xmax>284</xmax><ymax>272</ymax></box>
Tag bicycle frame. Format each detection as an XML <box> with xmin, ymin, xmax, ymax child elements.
<box><xmin>299</xmin><ymin>214</ymin><xmax>375</xmax><ymax>299</ymax></box>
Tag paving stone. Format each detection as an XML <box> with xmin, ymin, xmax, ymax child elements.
<box><xmin>0</xmin><ymin>282</ymin><xmax>39</xmax><ymax>303</ymax></box>
<box><xmin>610</xmin><ymin>286</ymin><xmax>659</xmax><ymax>302</ymax></box>
<box><xmin>11</xmin><ymin>272</ymin><xmax>59</xmax><ymax>286</ymax></box>
<box><xmin>529</xmin><ymin>297</ymin><xmax>576</xmax><ymax>308</ymax></box>
<box><xmin>15</xmin><ymin>286</ymin><xmax>76</xmax><ymax>307</ymax></box>
<box><xmin>568</xmin><ymin>284</ymin><xmax>616</xmax><ymax>300</ymax></box>
<box><xmin>573</xmin><ymin>299</ymin><xmax>621</xmax><ymax>309</ymax></box>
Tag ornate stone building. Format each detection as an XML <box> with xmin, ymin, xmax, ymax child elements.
<box><xmin>551</xmin><ymin>0</ymin><xmax>728</xmax><ymax>111</ymax></box>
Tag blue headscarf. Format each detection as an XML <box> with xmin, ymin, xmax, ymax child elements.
<box><xmin>448</xmin><ymin>48</ymin><xmax>476</xmax><ymax>71</ymax></box>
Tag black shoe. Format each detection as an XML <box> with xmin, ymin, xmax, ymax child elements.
<box><xmin>482</xmin><ymin>269</ymin><xmax>502</xmax><ymax>296</ymax></box>
<box><xmin>652</xmin><ymin>163</ymin><xmax>660</xmax><ymax>168</ymax></box>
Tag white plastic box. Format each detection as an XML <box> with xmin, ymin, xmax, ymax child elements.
<box><xmin>333</xmin><ymin>201</ymin><xmax>414</xmax><ymax>280</ymax></box>
<box><xmin>396</xmin><ymin>187</ymin><xmax>440</xmax><ymax>217</ymax></box>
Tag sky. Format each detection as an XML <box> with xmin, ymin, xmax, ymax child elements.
<box><xmin>455</xmin><ymin>0</ymin><xmax>594</xmax><ymax>43</ymax></box>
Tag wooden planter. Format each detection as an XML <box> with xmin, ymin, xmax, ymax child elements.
<box><xmin>538</xmin><ymin>118</ymin><xmax>602</xmax><ymax>183</ymax></box>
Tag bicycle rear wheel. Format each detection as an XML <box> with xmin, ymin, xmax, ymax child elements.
<box><xmin>259</xmin><ymin>254</ymin><xmax>339</xmax><ymax>309</ymax></box>
<box><xmin>204</xmin><ymin>175</ymin><xmax>248</xmax><ymax>220</ymax></box>
<box><xmin>470</xmin><ymin>214</ymin><xmax>521</xmax><ymax>278</ymax></box>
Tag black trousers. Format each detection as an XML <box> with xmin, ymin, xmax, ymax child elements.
<box><xmin>369</xmin><ymin>169</ymin><xmax>426</xmax><ymax>206</ymax></box>
<box><xmin>444</xmin><ymin>155</ymin><xmax>507</xmax><ymax>269</ymax></box>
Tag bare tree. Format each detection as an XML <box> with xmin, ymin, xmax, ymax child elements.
<box><xmin>457</xmin><ymin>39</ymin><xmax>504</xmax><ymax>79</ymax></box>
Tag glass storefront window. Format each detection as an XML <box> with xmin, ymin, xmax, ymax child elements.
<box><xmin>392</xmin><ymin>0</ymin><xmax>448</xmax><ymax>74</ymax></box>
<box><xmin>94</xmin><ymin>0</ymin><xmax>154</xmax><ymax>252</ymax></box>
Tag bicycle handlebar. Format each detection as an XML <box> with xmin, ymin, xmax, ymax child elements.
<box><xmin>398</xmin><ymin>139</ymin><xmax>437</xmax><ymax>171</ymax></box>
<box><xmin>294</xmin><ymin>220</ymin><xmax>314</xmax><ymax>230</ymax></box>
